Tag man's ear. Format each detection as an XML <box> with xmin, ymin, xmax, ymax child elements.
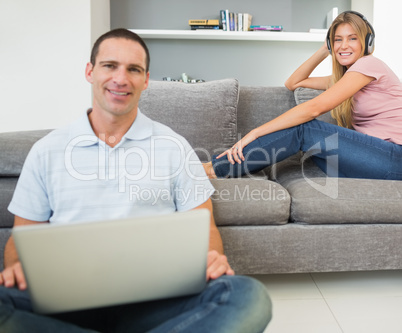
<box><xmin>85</xmin><ymin>62</ymin><xmax>94</xmax><ymax>84</ymax></box>
<box><xmin>143</xmin><ymin>72</ymin><xmax>150</xmax><ymax>91</ymax></box>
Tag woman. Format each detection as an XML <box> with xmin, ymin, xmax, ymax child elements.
<box><xmin>204</xmin><ymin>11</ymin><xmax>402</xmax><ymax>180</ymax></box>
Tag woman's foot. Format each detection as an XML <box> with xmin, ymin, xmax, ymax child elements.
<box><xmin>203</xmin><ymin>161</ymin><xmax>217</xmax><ymax>179</ymax></box>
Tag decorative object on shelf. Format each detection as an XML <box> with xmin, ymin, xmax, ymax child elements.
<box><xmin>163</xmin><ymin>73</ymin><xmax>205</xmax><ymax>83</ymax></box>
<box><xmin>309</xmin><ymin>7</ymin><xmax>338</xmax><ymax>33</ymax></box>
<box><xmin>326</xmin><ymin>7</ymin><xmax>338</xmax><ymax>28</ymax></box>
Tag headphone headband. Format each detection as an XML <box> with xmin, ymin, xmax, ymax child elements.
<box><xmin>326</xmin><ymin>10</ymin><xmax>375</xmax><ymax>56</ymax></box>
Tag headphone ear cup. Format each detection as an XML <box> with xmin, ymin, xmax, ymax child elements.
<box><xmin>365</xmin><ymin>33</ymin><xmax>374</xmax><ymax>54</ymax></box>
<box><xmin>326</xmin><ymin>30</ymin><xmax>332</xmax><ymax>53</ymax></box>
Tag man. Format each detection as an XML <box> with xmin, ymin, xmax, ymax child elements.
<box><xmin>0</xmin><ymin>29</ymin><xmax>271</xmax><ymax>332</ymax></box>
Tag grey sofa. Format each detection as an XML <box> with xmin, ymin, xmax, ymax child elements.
<box><xmin>1</xmin><ymin>78</ymin><xmax>402</xmax><ymax>274</ymax></box>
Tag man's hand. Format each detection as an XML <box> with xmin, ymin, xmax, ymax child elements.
<box><xmin>0</xmin><ymin>262</ymin><xmax>27</xmax><ymax>290</ymax></box>
<box><xmin>206</xmin><ymin>250</ymin><xmax>235</xmax><ymax>280</ymax></box>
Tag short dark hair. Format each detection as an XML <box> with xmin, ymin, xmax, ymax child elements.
<box><xmin>90</xmin><ymin>28</ymin><xmax>150</xmax><ymax>72</ymax></box>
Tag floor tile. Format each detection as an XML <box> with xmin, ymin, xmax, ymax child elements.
<box><xmin>326</xmin><ymin>296</ymin><xmax>402</xmax><ymax>333</ymax></box>
<box><xmin>311</xmin><ymin>270</ymin><xmax>402</xmax><ymax>299</ymax></box>
<box><xmin>263</xmin><ymin>299</ymin><xmax>342</xmax><ymax>333</ymax></box>
<box><xmin>249</xmin><ymin>273</ymin><xmax>323</xmax><ymax>300</ymax></box>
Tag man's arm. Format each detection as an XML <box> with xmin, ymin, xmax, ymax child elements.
<box><xmin>0</xmin><ymin>216</ymin><xmax>45</xmax><ymax>290</ymax></box>
<box><xmin>194</xmin><ymin>198</ymin><xmax>235</xmax><ymax>280</ymax></box>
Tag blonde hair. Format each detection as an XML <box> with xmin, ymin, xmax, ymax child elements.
<box><xmin>328</xmin><ymin>12</ymin><xmax>375</xmax><ymax>128</ymax></box>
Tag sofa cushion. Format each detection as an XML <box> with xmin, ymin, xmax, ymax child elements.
<box><xmin>0</xmin><ymin>130</ymin><xmax>52</xmax><ymax>176</ymax></box>
<box><xmin>237</xmin><ymin>86</ymin><xmax>296</xmax><ymax>136</ymax></box>
<box><xmin>271</xmin><ymin>155</ymin><xmax>402</xmax><ymax>224</ymax></box>
<box><xmin>139</xmin><ymin>79</ymin><xmax>239</xmax><ymax>162</ymax></box>
<box><xmin>294</xmin><ymin>87</ymin><xmax>337</xmax><ymax>125</ymax></box>
<box><xmin>210</xmin><ymin>178</ymin><xmax>290</xmax><ymax>226</ymax></box>
<box><xmin>0</xmin><ymin>178</ymin><xmax>18</xmax><ymax>228</ymax></box>
<box><xmin>294</xmin><ymin>87</ymin><xmax>324</xmax><ymax>105</ymax></box>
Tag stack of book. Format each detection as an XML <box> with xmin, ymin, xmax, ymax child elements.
<box><xmin>189</xmin><ymin>19</ymin><xmax>220</xmax><ymax>30</ymax></box>
<box><xmin>250</xmin><ymin>25</ymin><xmax>283</xmax><ymax>31</ymax></box>
<box><xmin>189</xmin><ymin>11</ymin><xmax>282</xmax><ymax>33</ymax></box>
<box><xmin>220</xmin><ymin>10</ymin><xmax>252</xmax><ymax>31</ymax></box>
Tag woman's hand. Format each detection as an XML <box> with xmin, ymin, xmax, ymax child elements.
<box><xmin>216</xmin><ymin>130</ymin><xmax>258</xmax><ymax>164</ymax></box>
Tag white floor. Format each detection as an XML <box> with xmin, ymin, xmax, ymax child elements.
<box><xmin>250</xmin><ymin>270</ymin><xmax>402</xmax><ymax>333</ymax></box>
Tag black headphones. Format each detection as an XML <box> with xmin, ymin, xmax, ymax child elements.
<box><xmin>326</xmin><ymin>10</ymin><xmax>375</xmax><ymax>55</ymax></box>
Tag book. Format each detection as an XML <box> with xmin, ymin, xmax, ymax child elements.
<box><xmin>229</xmin><ymin>12</ymin><xmax>235</xmax><ymax>31</ymax></box>
<box><xmin>190</xmin><ymin>25</ymin><xmax>220</xmax><ymax>30</ymax></box>
<box><xmin>220</xmin><ymin>9</ymin><xmax>252</xmax><ymax>31</ymax></box>
<box><xmin>220</xmin><ymin>10</ymin><xmax>228</xmax><ymax>31</ymax></box>
<box><xmin>238</xmin><ymin>13</ymin><xmax>243</xmax><ymax>32</ymax></box>
<box><xmin>242</xmin><ymin>13</ymin><xmax>253</xmax><ymax>31</ymax></box>
<box><xmin>250</xmin><ymin>25</ymin><xmax>283</xmax><ymax>31</ymax></box>
<box><xmin>189</xmin><ymin>19</ymin><xmax>220</xmax><ymax>26</ymax></box>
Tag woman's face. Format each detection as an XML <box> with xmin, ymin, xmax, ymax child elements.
<box><xmin>333</xmin><ymin>23</ymin><xmax>363</xmax><ymax>68</ymax></box>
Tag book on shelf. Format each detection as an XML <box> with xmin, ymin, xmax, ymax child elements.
<box><xmin>188</xmin><ymin>19</ymin><xmax>220</xmax><ymax>26</ymax></box>
<box><xmin>190</xmin><ymin>25</ymin><xmax>219</xmax><ymax>30</ymax></box>
<box><xmin>189</xmin><ymin>19</ymin><xmax>220</xmax><ymax>30</ymax></box>
<box><xmin>250</xmin><ymin>25</ymin><xmax>283</xmax><ymax>31</ymax></box>
<box><xmin>220</xmin><ymin>10</ymin><xmax>253</xmax><ymax>31</ymax></box>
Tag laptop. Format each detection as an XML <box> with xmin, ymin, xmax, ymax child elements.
<box><xmin>13</xmin><ymin>209</ymin><xmax>210</xmax><ymax>314</ymax></box>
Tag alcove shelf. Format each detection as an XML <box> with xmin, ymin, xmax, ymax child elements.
<box><xmin>131</xmin><ymin>29</ymin><xmax>326</xmax><ymax>42</ymax></box>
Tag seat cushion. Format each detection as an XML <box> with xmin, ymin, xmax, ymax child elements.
<box><xmin>210</xmin><ymin>178</ymin><xmax>290</xmax><ymax>226</ymax></box>
<box><xmin>271</xmin><ymin>155</ymin><xmax>402</xmax><ymax>224</ymax></box>
<box><xmin>139</xmin><ymin>79</ymin><xmax>239</xmax><ymax>162</ymax></box>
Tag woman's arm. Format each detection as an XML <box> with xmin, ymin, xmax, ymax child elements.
<box><xmin>220</xmin><ymin>71</ymin><xmax>374</xmax><ymax>164</ymax></box>
<box><xmin>285</xmin><ymin>43</ymin><xmax>332</xmax><ymax>91</ymax></box>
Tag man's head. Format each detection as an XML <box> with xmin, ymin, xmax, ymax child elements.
<box><xmin>90</xmin><ymin>29</ymin><xmax>150</xmax><ymax>73</ymax></box>
<box><xmin>85</xmin><ymin>29</ymin><xmax>150</xmax><ymax>122</ymax></box>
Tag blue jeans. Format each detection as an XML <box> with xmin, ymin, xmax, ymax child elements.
<box><xmin>212</xmin><ymin>120</ymin><xmax>402</xmax><ymax>180</ymax></box>
<box><xmin>0</xmin><ymin>275</ymin><xmax>271</xmax><ymax>333</ymax></box>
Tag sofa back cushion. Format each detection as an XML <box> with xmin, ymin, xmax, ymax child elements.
<box><xmin>294</xmin><ymin>87</ymin><xmax>337</xmax><ymax>124</ymax></box>
<box><xmin>0</xmin><ymin>178</ymin><xmax>18</xmax><ymax>228</ymax></box>
<box><xmin>237</xmin><ymin>87</ymin><xmax>297</xmax><ymax>136</ymax></box>
<box><xmin>0</xmin><ymin>130</ymin><xmax>52</xmax><ymax>176</ymax></box>
<box><xmin>0</xmin><ymin>130</ymin><xmax>52</xmax><ymax>229</ymax></box>
<box><xmin>139</xmin><ymin>79</ymin><xmax>239</xmax><ymax>162</ymax></box>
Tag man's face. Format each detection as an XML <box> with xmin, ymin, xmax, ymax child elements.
<box><xmin>85</xmin><ymin>38</ymin><xmax>149</xmax><ymax>119</ymax></box>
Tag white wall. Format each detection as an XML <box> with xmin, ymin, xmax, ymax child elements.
<box><xmin>0</xmin><ymin>0</ymin><xmax>110</xmax><ymax>133</ymax></box>
<box><xmin>351</xmin><ymin>0</ymin><xmax>374</xmax><ymax>22</ymax></box>
<box><xmin>352</xmin><ymin>0</ymin><xmax>401</xmax><ymax>78</ymax></box>
<box><xmin>372</xmin><ymin>0</ymin><xmax>402</xmax><ymax>79</ymax></box>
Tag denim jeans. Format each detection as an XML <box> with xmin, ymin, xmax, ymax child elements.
<box><xmin>0</xmin><ymin>275</ymin><xmax>271</xmax><ymax>333</ymax></box>
<box><xmin>212</xmin><ymin>120</ymin><xmax>402</xmax><ymax>180</ymax></box>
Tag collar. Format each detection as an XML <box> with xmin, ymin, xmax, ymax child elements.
<box><xmin>68</xmin><ymin>108</ymin><xmax>153</xmax><ymax>147</ymax></box>
<box><xmin>123</xmin><ymin>109</ymin><xmax>153</xmax><ymax>141</ymax></box>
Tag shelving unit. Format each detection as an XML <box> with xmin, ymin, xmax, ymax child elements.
<box><xmin>131</xmin><ymin>29</ymin><xmax>326</xmax><ymax>42</ymax></box>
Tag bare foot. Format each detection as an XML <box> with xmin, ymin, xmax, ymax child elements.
<box><xmin>203</xmin><ymin>161</ymin><xmax>217</xmax><ymax>179</ymax></box>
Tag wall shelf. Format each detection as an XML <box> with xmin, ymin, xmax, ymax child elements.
<box><xmin>131</xmin><ymin>29</ymin><xmax>326</xmax><ymax>42</ymax></box>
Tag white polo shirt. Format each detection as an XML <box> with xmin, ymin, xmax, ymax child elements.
<box><xmin>8</xmin><ymin>110</ymin><xmax>215</xmax><ymax>224</ymax></box>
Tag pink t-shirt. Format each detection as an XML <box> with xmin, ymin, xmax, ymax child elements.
<box><xmin>347</xmin><ymin>55</ymin><xmax>402</xmax><ymax>145</ymax></box>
